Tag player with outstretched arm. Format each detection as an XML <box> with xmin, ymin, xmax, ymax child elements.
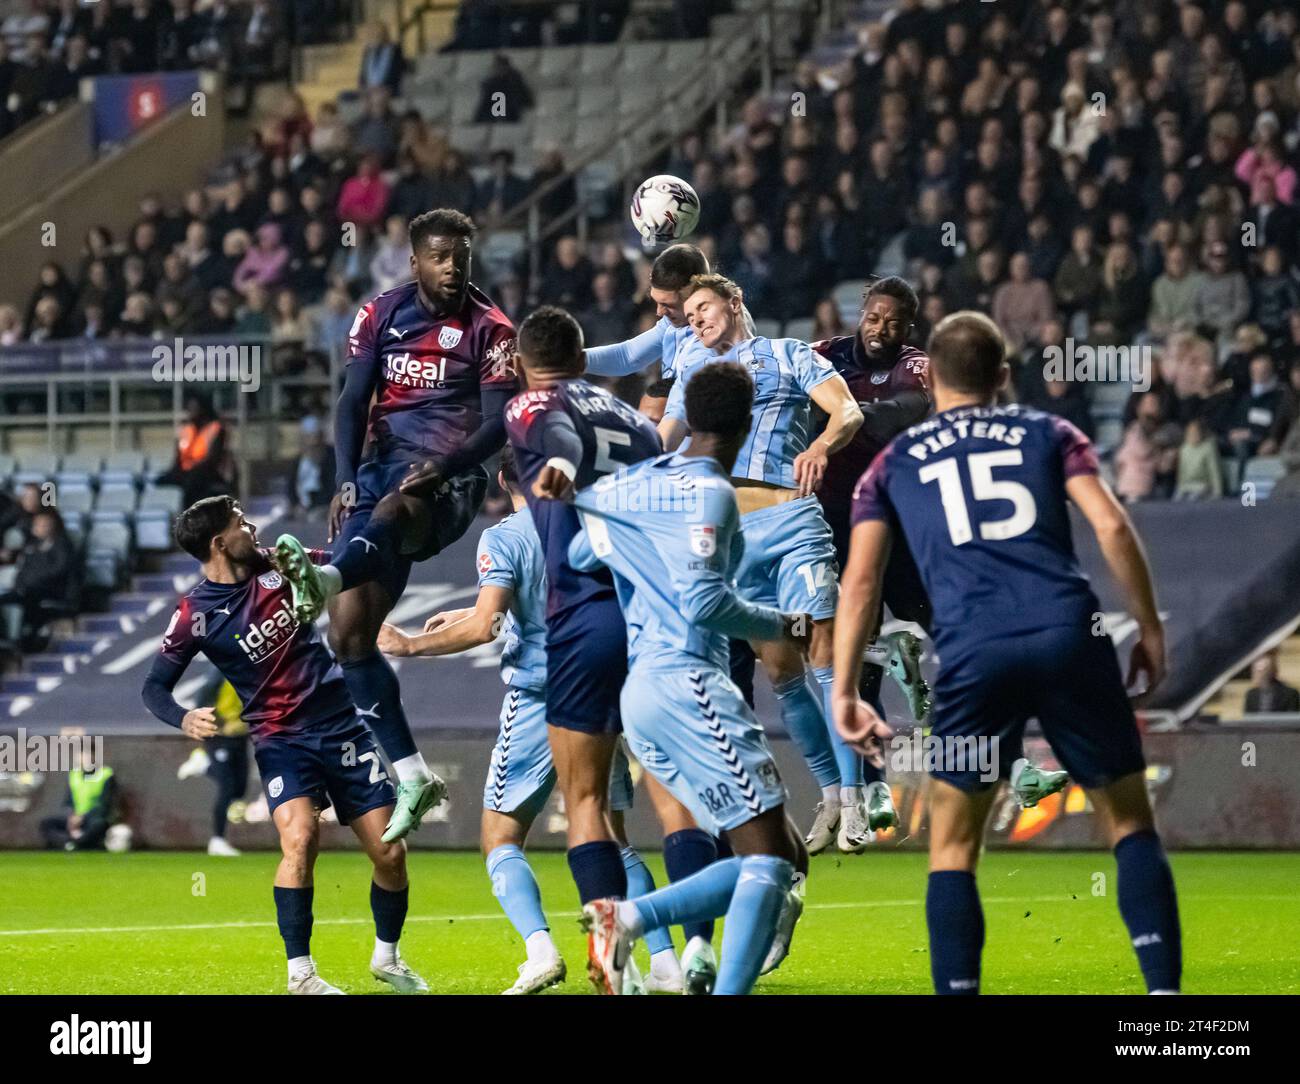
<box><xmin>274</xmin><ymin>209</ymin><xmax>518</xmax><ymax>844</ymax></box>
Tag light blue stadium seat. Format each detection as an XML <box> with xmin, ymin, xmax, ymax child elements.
<box><xmin>135</xmin><ymin>509</ymin><xmax>175</xmax><ymax>552</ymax></box>
<box><xmin>1243</xmin><ymin>457</ymin><xmax>1286</xmax><ymax>501</ymax></box>
<box><xmin>139</xmin><ymin>485</ymin><xmax>183</xmax><ymax>514</ymax></box>
<box><xmin>97</xmin><ymin>484</ymin><xmax>139</xmax><ymax>514</ymax></box>
<box><xmin>784</xmin><ymin>317</ymin><xmax>816</xmax><ymax>343</ymax></box>
<box><xmin>101</xmin><ymin>450</ymin><xmax>147</xmax><ymax>487</ymax></box>
<box><xmin>13</xmin><ymin>452</ymin><xmax>60</xmax><ymax>488</ymax></box>
<box><xmin>56</xmin><ymin>488</ymin><xmax>94</xmax><ymax>518</ymax></box>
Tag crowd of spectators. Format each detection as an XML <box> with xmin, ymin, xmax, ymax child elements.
<box><xmin>0</xmin><ymin>0</ymin><xmax>351</xmax><ymax>138</ymax></box>
<box><xmin>5</xmin><ymin>0</ymin><xmax>1300</xmax><ymax>503</ymax></box>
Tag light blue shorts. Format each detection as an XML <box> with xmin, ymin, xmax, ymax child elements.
<box><xmin>736</xmin><ymin>495</ymin><xmax>838</xmax><ymax>620</ymax></box>
<box><xmin>620</xmin><ymin>663</ymin><xmax>786</xmax><ymax>835</ymax></box>
<box><xmin>483</xmin><ymin>686</ymin><xmax>634</xmax><ymax>817</ymax></box>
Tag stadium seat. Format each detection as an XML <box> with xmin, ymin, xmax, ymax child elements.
<box><xmin>451</xmin><ymin>123</ymin><xmax>492</xmax><ymax>154</ymax></box>
<box><xmin>56</xmin><ymin>488</ymin><xmax>94</xmax><ymax>518</ymax></box>
<box><xmin>450</xmin><ymin>91</ymin><xmax>478</xmax><ymax>126</ymax></box>
<box><xmin>0</xmin><ymin>454</ymin><xmax>14</xmax><ymax>488</ymax></box>
<box><xmin>622</xmin><ymin>42</ymin><xmax>666</xmax><ymax>75</ymax></box>
<box><xmin>1243</xmin><ymin>457</ymin><xmax>1286</xmax><ymax>501</ymax></box>
<box><xmin>784</xmin><ymin>317</ymin><xmax>816</xmax><ymax>342</ymax></box>
<box><xmin>134</xmin><ymin>509</ymin><xmax>175</xmax><ymax>552</ymax></box>
<box><xmin>578</xmin><ymin>44</ymin><xmax>621</xmax><ymax>78</ymax></box>
<box><xmin>97</xmin><ymin>484</ymin><xmax>139</xmax><ymax>514</ymax></box>
<box><xmin>101</xmin><ymin>450</ymin><xmax>147</xmax><ymax>487</ymax></box>
<box><xmin>64</xmin><ymin>511</ymin><xmax>91</xmax><ymax>550</ymax></box>
<box><xmin>537</xmin><ymin>47</ymin><xmax>577</xmax><ymax>88</ymax></box>
<box><xmin>754</xmin><ymin>319</ymin><xmax>783</xmax><ymax>339</ymax></box>
<box><xmin>573</xmin><ymin>115</ymin><xmax>618</xmax><ymax>152</ymax></box>
<box><xmin>665</xmin><ymin>40</ymin><xmax>709</xmax><ymax>71</ymax></box>
<box><xmin>60</xmin><ymin>453</ymin><xmax>104</xmax><ymax>477</ymax></box>
<box><xmin>535</xmin><ymin>86</ymin><xmax>576</xmax><ymax>117</ymax></box>
<box><xmin>489</xmin><ymin>122</ymin><xmax>532</xmax><ymax>153</ymax></box>
<box><xmin>13</xmin><ymin>452</ymin><xmax>60</xmax><ymax>487</ymax></box>
<box><xmin>576</xmin><ymin>87</ymin><xmax>610</xmax><ymax>119</ymax></box>
<box><xmin>139</xmin><ymin>485</ymin><xmax>184</xmax><ymax>514</ymax></box>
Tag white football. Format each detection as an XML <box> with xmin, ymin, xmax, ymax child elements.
<box><xmin>630</xmin><ymin>174</ymin><xmax>701</xmax><ymax>245</ymax></box>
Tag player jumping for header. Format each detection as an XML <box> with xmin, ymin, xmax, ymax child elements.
<box><xmin>142</xmin><ymin>497</ymin><xmax>426</xmax><ymax>995</ymax></box>
<box><xmin>834</xmin><ymin>311</ymin><xmax>1181</xmax><ymax>995</ymax></box>
<box><xmin>659</xmin><ymin>274</ymin><xmax>877</xmax><ymax>854</ymax></box>
<box><xmin>274</xmin><ymin>209</ymin><xmax>519</xmax><ymax>843</ymax></box>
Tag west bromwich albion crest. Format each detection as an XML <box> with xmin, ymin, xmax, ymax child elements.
<box><xmin>258</xmin><ymin>571</ymin><xmax>284</xmax><ymax>590</ymax></box>
<box><xmin>439</xmin><ymin>325</ymin><xmax>464</xmax><ymax>350</ymax></box>
<box><xmin>689</xmin><ymin>525</ymin><xmax>716</xmax><ymax>557</ymax></box>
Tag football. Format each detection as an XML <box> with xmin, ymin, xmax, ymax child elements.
<box><xmin>630</xmin><ymin>174</ymin><xmax>701</xmax><ymax>245</ymax></box>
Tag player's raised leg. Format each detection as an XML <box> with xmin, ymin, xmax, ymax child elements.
<box><xmin>330</xmin><ymin>582</ymin><xmax>445</xmax><ymax>843</ymax></box>
<box><xmin>349</xmin><ymin>803</ymin><xmax>428</xmax><ymax>993</ymax></box>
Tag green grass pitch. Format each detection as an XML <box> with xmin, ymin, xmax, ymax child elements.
<box><xmin>2</xmin><ymin>850</ymin><xmax>1296</xmax><ymax>994</ymax></box>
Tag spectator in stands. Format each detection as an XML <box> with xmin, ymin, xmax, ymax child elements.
<box><xmin>537</xmin><ymin>235</ymin><xmax>593</xmax><ymax>311</ymax></box>
<box><xmin>358</xmin><ymin>21</ymin><xmax>405</xmax><ymax>95</ymax></box>
<box><xmin>192</xmin><ymin>287</ymin><xmax>238</xmax><ymax>336</ymax></box>
<box><xmin>0</xmin><ymin>303</ymin><xmax>20</xmax><ymax>345</ymax></box>
<box><xmin>810</xmin><ymin>297</ymin><xmax>847</xmax><ymax>341</ymax></box>
<box><xmin>1252</xmin><ymin>246</ymin><xmax>1300</xmax><ymax>347</ymax></box>
<box><xmin>369</xmin><ymin>215</ymin><xmax>411</xmax><ymax>295</ymax></box>
<box><xmin>288</xmin><ymin>221</ymin><xmax>335</xmax><ymax>304</ymax></box>
<box><xmin>336</xmin><ymin>154</ymin><xmax>390</xmax><ymax>230</ymax></box>
<box><xmin>1244</xmin><ymin>653</ymin><xmax>1300</xmax><ymax>714</ymax></box>
<box><xmin>530</xmin><ymin>147</ymin><xmax>576</xmax><ymax>223</ymax></box>
<box><xmin>0</xmin><ymin>483</ymin><xmax>40</xmax><ymax>564</ymax></box>
<box><xmin>1049</xmin><ymin>83</ymin><xmax>1100</xmax><ymax>161</ymax></box>
<box><xmin>1052</xmin><ymin>224</ymin><xmax>1102</xmax><ymax>330</ymax></box>
<box><xmin>350</xmin><ymin>86</ymin><xmax>400</xmax><ymax>165</ymax></box>
<box><xmin>731</xmin><ymin>224</ymin><xmax>774</xmax><ymax>316</ymax></box>
<box><xmin>1148</xmin><ymin>243</ymin><xmax>1205</xmax><ymax>341</ymax></box>
<box><xmin>24</xmin><ymin>262</ymin><xmax>77</xmax><ymax>337</ymax></box>
<box><xmin>1195</xmin><ymin>241</ymin><xmax>1252</xmax><ymax>355</ymax></box>
<box><xmin>427</xmin><ymin>148</ymin><xmax>476</xmax><ymax>215</ymax></box>
<box><xmin>1174</xmin><ymin>418</ymin><xmax>1225</xmax><ymax>500</ymax></box>
<box><xmin>1114</xmin><ymin>391</ymin><xmax>1181</xmax><ymax>502</ymax></box>
<box><xmin>46</xmin><ymin>32</ymin><xmax>97</xmax><ymax>102</ymax></box>
<box><xmin>993</xmin><ymin>252</ymin><xmax>1057</xmax><ymax>352</ymax></box>
<box><xmin>475</xmin><ymin>52</ymin><xmax>533</xmax><ymax>122</ymax></box>
<box><xmin>0</xmin><ymin>507</ymin><xmax>77</xmax><ymax>651</ymax></box>
<box><xmin>1221</xmin><ymin>352</ymin><xmax>1295</xmax><ymax>473</ymax></box>
<box><xmin>578</xmin><ymin>270</ymin><xmax>636</xmax><ymax>346</ymax></box>
<box><xmin>116</xmin><ymin>291</ymin><xmax>155</xmax><ymax>337</ymax></box>
<box><xmin>157</xmin><ymin>392</ymin><xmax>231</xmax><ymax>508</ymax></box>
<box><xmin>1092</xmin><ymin>242</ymin><xmax>1149</xmax><ymax>346</ymax></box>
<box><xmin>475</xmin><ymin>149</ymin><xmax>529</xmax><ymax>225</ymax></box>
<box><xmin>39</xmin><ymin>750</ymin><xmax>119</xmax><ymax>852</ymax></box>
<box><xmin>310</xmin><ymin>100</ymin><xmax>351</xmax><ymax>159</ymax></box>
<box><xmin>232</xmin><ymin>222</ymin><xmax>290</xmax><ymax>296</ymax></box>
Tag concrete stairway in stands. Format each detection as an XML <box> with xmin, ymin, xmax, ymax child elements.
<box><xmin>0</xmin><ymin>497</ymin><xmax>284</xmax><ymax>721</ymax></box>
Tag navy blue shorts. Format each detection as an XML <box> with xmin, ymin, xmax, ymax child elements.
<box><xmin>335</xmin><ymin>452</ymin><xmax>488</xmax><ymax>599</ymax></box>
<box><xmin>545</xmin><ymin>600</ymin><xmax>627</xmax><ymax>734</ymax></box>
<box><xmin>254</xmin><ymin>712</ymin><xmax>395</xmax><ymax>825</ymax></box>
<box><xmin>930</xmin><ymin>625</ymin><xmax>1145</xmax><ymax>792</ymax></box>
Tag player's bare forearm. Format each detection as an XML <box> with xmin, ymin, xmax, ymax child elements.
<box><xmin>396</xmin><ymin>614</ymin><xmax>499</xmax><ymax>656</ymax></box>
<box><xmin>658</xmin><ymin>416</ymin><xmax>688</xmax><ymax>452</ymax></box>
<box><xmin>810</xmin><ymin>375</ymin><xmax>864</xmax><ymax>455</ymax></box>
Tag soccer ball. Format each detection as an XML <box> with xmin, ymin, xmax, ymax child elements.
<box><xmin>630</xmin><ymin>175</ymin><xmax>701</xmax><ymax>245</ymax></box>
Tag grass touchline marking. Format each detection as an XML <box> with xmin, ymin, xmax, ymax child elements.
<box><xmin>0</xmin><ymin>893</ymin><xmax>1292</xmax><ymax>939</ymax></box>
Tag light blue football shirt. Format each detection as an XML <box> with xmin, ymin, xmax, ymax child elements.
<box><xmin>476</xmin><ymin>510</ymin><xmax>547</xmax><ymax>691</ymax></box>
<box><xmin>568</xmin><ymin>452</ymin><xmax>784</xmax><ymax>672</ymax></box>
<box><xmin>664</xmin><ymin>336</ymin><xmax>838</xmax><ymax>489</ymax></box>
